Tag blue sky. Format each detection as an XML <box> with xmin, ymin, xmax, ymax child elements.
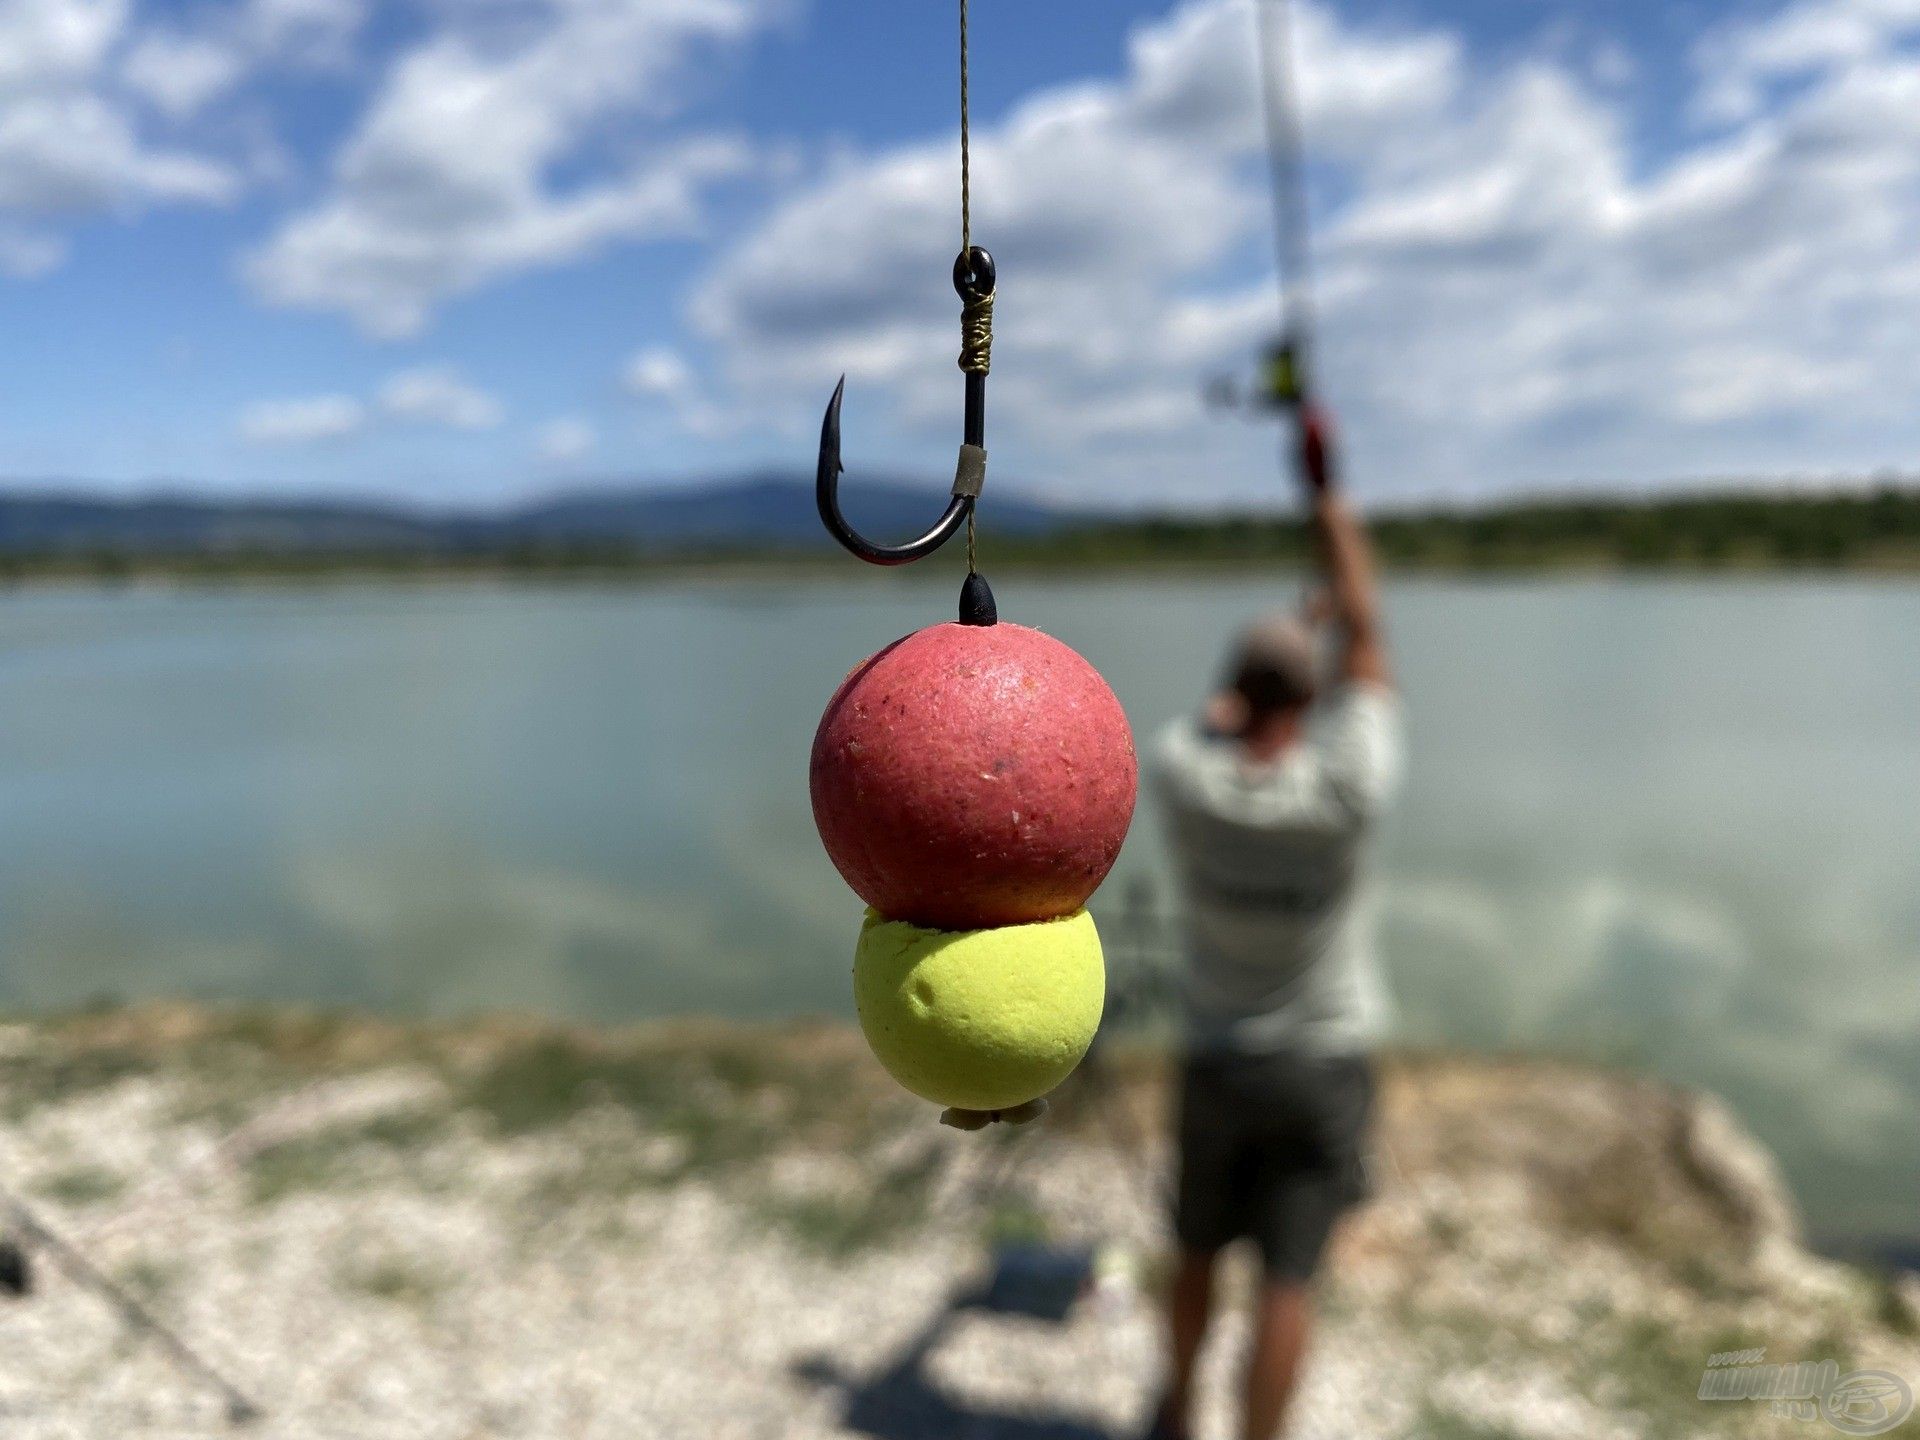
<box><xmin>1</xmin><ymin>0</ymin><xmax>1916</xmax><ymax>507</ymax></box>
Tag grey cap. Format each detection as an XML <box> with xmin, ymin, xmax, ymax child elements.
<box><xmin>1212</xmin><ymin>612</ymin><xmax>1319</xmax><ymax>725</ymax></box>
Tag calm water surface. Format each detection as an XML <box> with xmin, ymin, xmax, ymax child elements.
<box><xmin>1</xmin><ymin>575</ymin><xmax>1915</xmax><ymax>1251</ymax></box>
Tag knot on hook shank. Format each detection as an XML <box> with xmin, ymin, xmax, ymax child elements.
<box><xmin>958</xmin><ymin>288</ymin><xmax>994</xmax><ymax>374</ymax></box>
<box><xmin>953</xmin><ymin>245</ymin><xmax>996</xmax><ymax>376</ymax></box>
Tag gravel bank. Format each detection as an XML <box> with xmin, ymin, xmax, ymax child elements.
<box><xmin>0</xmin><ymin>1005</ymin><xmax>1913</xmax><ymax>1440</ymax></box>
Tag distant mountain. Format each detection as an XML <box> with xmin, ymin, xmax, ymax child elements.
<box><xmin>0</xmin><ymin>494</ymin><xmax>462</xmax><ymax>554</ymax></box>
<box><xmin>0</xmin><ymin>476</ymin><xmax>1079</xmax><ymax>556</ymax></box>
<box><xmin>513</xmin><ymin>475</ymin><xmax>1072</xmax><ymax>547</ymax></box>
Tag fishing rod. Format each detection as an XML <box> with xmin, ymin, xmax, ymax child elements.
<box><xmin>1209</xmin><ymin>0</ymin><xmax>1340</xmax><ymax>497</ymax></box>
<box><xmin>0</xmin><ymin>1180</ymin><xmax>261</xmax><ymax>1425</ymax></box>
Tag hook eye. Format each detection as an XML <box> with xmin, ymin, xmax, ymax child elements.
<box><xmin>953</xmin><ymin>246</ymin><xmax>996</xmax><ymax>300</ymax></box>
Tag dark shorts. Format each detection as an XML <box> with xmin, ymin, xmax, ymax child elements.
<box><xmin>1174</xmin><ymin>1049</ymin><xmax>1375</xmax><ymax>1282</ymax></box>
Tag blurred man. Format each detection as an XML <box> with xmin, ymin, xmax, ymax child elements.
<box><xmin>1146</xmin><ymin>456</ymin><xmax>1401</xmax><ymax>1440</ymax></box>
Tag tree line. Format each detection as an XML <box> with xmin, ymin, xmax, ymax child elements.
<box><xmin>0</xmin><ymin>484</ymin><xmax>1914</xmax><ymax>581</ymax></box>
<box><xmin>1000</xmin><ymin>483</ymin><xmax>1920</xmax><ymax>572</ymax></box>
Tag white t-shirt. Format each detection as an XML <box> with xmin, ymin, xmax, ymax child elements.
<box><xmin>1152</xmin><ymin>684</ymin><xmax>1404</xmax><ymax>1056</ymax></box>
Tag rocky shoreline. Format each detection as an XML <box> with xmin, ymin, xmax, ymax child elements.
<box><xmin>0</xmin><ymin>1004</ymin><xmax>1914</xmax><ymax>1439</ymax></box>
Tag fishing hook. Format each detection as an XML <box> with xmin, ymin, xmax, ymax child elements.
<box><xmin>817</xmin><ymin>247</ymin><xmax>995</xmax><ymax>567</ymax></box>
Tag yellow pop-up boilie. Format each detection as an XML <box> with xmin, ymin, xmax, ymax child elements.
<box><xmin>853</xmin><ymin>909</ymin><xmax>1106</xmax><ymax>1115</ymax></box>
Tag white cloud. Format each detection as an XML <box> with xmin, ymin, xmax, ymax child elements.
<box><xmin>121</xmin><ymin>0</ymin><xmax>366</xmax><ymax>117</ymax></box>
<box><xmin>246</xmin><ymin>0</ymin><xmax>769</xmax><ymax>337</ymax></box>
<box><xmin>0</xmin><ymin>0</ymin><xmax>240</xmax><ymax>271</ymax></box>
<box><xmin>379</xmin><ymin>366</ymin><xmax>503</xmax><ymax>429</ymax></box>
<box><xmin>537</xmin><ymin>416</ymin><xmax>595</xmax><ymax>463</ymax></box>
<box><xmin>693</xmin><ymin>0</ymin><xmax>1920</xmax><ymax>502</ymax></box>
<box><xmin>0</xmin><ymin>0</ymin><xmax>122</xmax><ymax>92</ymax></box>
<box><xmin>622</xmin><ymin>342</ymin><xmax>725</xmax><ymax>435</ymax></box>
<box><xmin>0</xmin><ymin>225</ymin><xmax>63</xmax><ymax>276</ymax></box>
<box><xmin>245</xmin><ymin>0</ymin><xmax>365</xmax><ymax>60</ymax></box>
<box><xmin>623</xmin><ymin>345</ymin><xmax>694</xmax><ymax>399</ymax></box>
<box><xmin>119</xmin><ymin>34</ymin><xmax>243</xmax><ymax>119</ymax></box>
<box><xmin>238</xmin><ymin>393</ymin><xmax>367</xmax><ymax>444</ymax></box>
<box><xmin>240</xmin><ymin>367</ymin><xmax>503</xmax><ymax>444</ymax></box>
<box><xmin>1694</xmin><ymin>0</ymin><xmax>1920</xmax><ymax>121</ymax></box>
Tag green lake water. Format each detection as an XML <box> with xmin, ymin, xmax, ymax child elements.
<box><xmin>1</xmin><ymin>575</ymin><xmax>1914</xmax><ymax>1253</ymax></box>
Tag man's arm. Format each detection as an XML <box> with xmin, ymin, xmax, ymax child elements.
<box><xmin>1297</xmin><ymin>405</ymin><xmax>1391</xmax><ymax>689</ymax></box>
